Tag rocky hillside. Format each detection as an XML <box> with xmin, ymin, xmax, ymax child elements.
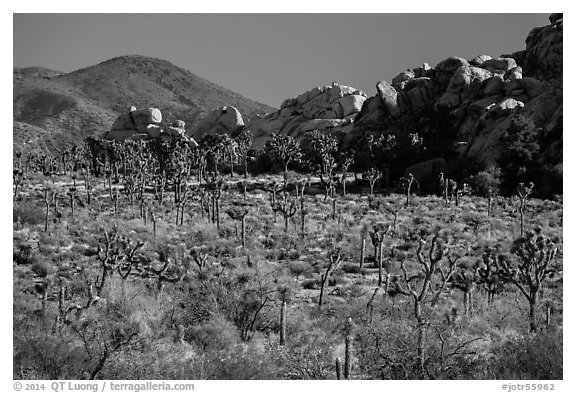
<box><xmin>246</xmin><ymin>83</ymin><xmax>367</xmax><ymax>148</ymax></box>
<box><xmin>349</xmin><ymin>13</ymin><xmax>562</xmax><ymax>194</ymax></box>
<box><xmin>13</xmin><ymin>55</ymin><xmax>274</xmax><ymax>152</ymax></box>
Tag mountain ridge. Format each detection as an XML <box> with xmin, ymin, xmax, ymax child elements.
<box><xmin>13</xmin><ymin>55</ymin><xmax>275</xmax><ymax>152</ymax></box>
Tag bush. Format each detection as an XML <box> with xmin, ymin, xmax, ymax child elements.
<box><xmin>14</xmin><ymin>203</ymin><xmax>44</xmax><ymax>226</ymax></box>
<box><xmin>486</xmin><ymin>330</ymin><xmax>563</xmax><ymax>379</ymax></box>
<box><xmin>13</xmin><ymin>243</ymin><xmax>37</xmax><ymax>265</ymax></box>
<box><xmin>302</xmin><ymin>279</ymin><xmax>320</xmax><ymax>290</ymax></box>
<box><xmin>187</xmin><ymin>315</ymin><xmax>240</xmax><ymax>352</ymax></box>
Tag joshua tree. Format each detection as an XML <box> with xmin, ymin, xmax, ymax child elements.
<box><xmin>454</xmin><ymin>183</ymin><xmax>470</xmax><ymax>207</ymax></box>
<box><xmin>438</xmin><ymin>172</ymin><xmax>457</xmax><ymax>203</ymax></box>
<box><xmin>191</xmin><ymin>248</ymin><xmax>210</xmax><ymax>271</ymax></box>
<box><xmin>363</xmin><ymin>168</ymin><xmax>382</xmax><ymax>197</ymax></box>
<box><xmin>517</xmin><ymin>182</ymin><xmax>534</xmax><ymax>236</ymax></box>
<box><xmin>150</xmin><ymin>210</ymin><xmax>158</xmax><ymax>237</ymax></box>
<box><xmin>359</xmin><ymin>226</ymin><xmax>368</xmax><ymax>269</ymax></box>
<box><xmin>43</xmin><ymin>187</ymin><xmax>57</xmax><ymax>232</ymax></box>
<box><xmin>175</xmin><ymin>184</ymin><xmax>194</xmax><ymax>226</ymax></box>
<box><xmin>67</xmin><ymin>186</ymin><xmax>78</xmax><ymax>219</ymax></box>
<box><xmin>95</xmin><ymin>226</ymin><xmax>145</xmax><ymax>296</ymax></box>
<box><xmin>235</xmin><ymin>129</ymin><xmax>253</xmax><ymax>179</ymax></box>
<box><xmin>203</xmin><ymin>173</ymin><xmax>224</xmax><ymax>229</ymax></box>
<box><xmin>400</xmin><ymin>173</ymin><xmax>416</xmax><ymax>207</ymax></box>
<box><xmin>273</xmin><ymin>199</ymin><xmax>297</xmax><ymax>232</ymax></box>
<box><xmin>264</xmin><ymin>133</ymin><xmax>302</xmax><ymax>186</ymax></box>
<box><xmin>450</xmin><ymin>258</ymin><xmax>479</xmax><ymax>316</ymax></box>
<box><xmin>338</xmin><ymin>155</ymin><xmax>354</xmax><ymax>197</ymax></box>
<box><xmin>13</xmin><ymin>169</ymin><xmax>25</xmax><ymax>199</ymax></box>
<box><xmin>266</xmin><ymin>181</ymin><xmax>284</xmax><ymax>221</ymax></box>
<box><xmin>318</xmin><ymin>247</ymin><xmax>343</xmax><ymax>307</ymax></box>
<box><xmin>148</xmin><ymin>251</ymin><xmax>183</xmax><ymax>299</ymax></box>
<box><xmin>369</xmin><ymin>224</ymin><xmax>391</xmax><ymax>287</ymax></box>
<box><xmin>152</xmin><ymin>171</ymin><xmax>167</xmax><ymax>205</ymax></box>
<box><xmin>111</xmin><ymin>189</ymin><xmax>120</xmax><ymax>218</ymax></box>
<box><xmin>343</xmin><ymin>317</ymin><xmax>354</xmax><ymax>380</ymax></box>
<box><xmin>227</xmin><ymin>204</ymin><xmax>250</xmax><ymax>248</ymax></box>
<box><xmin>498</xmin><ymin>228</ymin><xmax>560</xmax><ymax>332</ymax></box>
<box><xmin>390</xmin><ymin>235</ymin><xmax>459</xmax><ymax>378</ymax></box>
<box><xmin>470</xmin><ymin>165</ymin><xmax>501</xmax><ymax>216</ymax></box>
<box><xmin>477</xmin><ymin>247</ymin><xmax>506</xmax><ymax>305</ymax></box>
<box><xmin>299</xmin><ymin>198</ymin><xmax>308</xmax><ymax>237</ymax></box>
<box><xmin>278</xmin><ymin>285</ymin><xmax>293</xmax><ymax>346</ymax></box>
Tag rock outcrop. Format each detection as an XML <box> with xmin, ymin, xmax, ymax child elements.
<box><xmin>351</xmin><ymin>14</ymin><xmax>562</xmax><ymax>169</ymax></box>
<box><xmin>194</xmin><ymin>106</ymin><xmax>245</xmax><ymax>137</ymax></box>
<box><xmin>104</xmin><ymin>107</ymin><xmax>197</xmax><ymax>145</ymax></box>
<box><xmin>246</xmin><ymin>82</ymin><xmax>367</xmax><ymax>147</ymax></box>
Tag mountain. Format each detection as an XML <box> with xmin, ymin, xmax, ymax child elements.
<box><xmin>13</xmin><ymin>55</ymin><xmax>275</xmax><ymax>153</ymax></box>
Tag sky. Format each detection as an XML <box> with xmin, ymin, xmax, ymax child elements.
<box><xmin>13</xmin><ymin>13</ymin><xmax>550</xmax><ymax>108</ymax></box>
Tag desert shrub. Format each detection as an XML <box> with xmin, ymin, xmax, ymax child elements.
<box><xmin>288</xmin><ymin>260</ymin><xmax>310</xmax><ymax>279</ymax></box>
<box><xmin>302</xmin><ymin>279</ymin><xmax>320</xmax><ymax>290</ymax></box>
<box><xmin>30</xmin><ymin>260</ymin><xmax>51</xmax><ymax>277</ymax></box>
<box><xmin>485</xmin><ymin>330</ymin><xmax>563</xmax><ymax>379</ymax></box>
<box><xmin>341</xmin><ymin>263</ymin><xmax>362</xmax><ymax>274</ymax></box>
<box><xmin>13</xmin><ymin>243</ymin><xmax>37</xmax><ymax>265</ymax></box>
<box><xmin>13</xmin><ymin>203</ymin><xmax>44</xmax><ymax>226</ymax></box>
<box><xmin>187</xmin><ymin>315</ymin><xmax>240</xmax><ymax>352</ymax></box>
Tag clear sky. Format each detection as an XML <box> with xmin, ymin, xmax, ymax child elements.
<box><xmin>13</xmin><ymin>13</ymin><xmax>550</xmax><ymax>108</ymax></box>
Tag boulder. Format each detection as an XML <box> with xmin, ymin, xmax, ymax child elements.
<box><xmin>334</xmin><ymin>94</ymin><xmax>366</xmax><ymax>118</ymax></box>
<box><xmin>196</xmin><ymin>106</ymin><xmax>245</xmax><ymax>135</ymax></box>
<box><xmin>131</xmin><ymin>108</ymin><xmax>162</xmax><ymax>126</ymax></box>
<box><xmin>487</xmin><ymin>98</ymin><xmax>524</xmax><ymax>118</ymax></box>
<box><xmin>482</xmin><ymin>58</ymin><xmax>517</xmax><ymax>73</ymax></box>
<box><xmin>171</xmin><ymin>120</ymin><xmax>186</xmax><ymax>129</ymax></box>
<box><xmin>519</xmin><ymin>77</ymin><xmax>548</xmax><ymax>99</ymax></box>
<box><xmin>392</xmin><ymin>70</ymin><xmax>415</xmax><ymax>89</ymax></box>
<box><xmin>483</xmin><ymin>75</ymin><xmax>505</xmax><ymax>96</ymax></box>
<box><xmin>434</xmin><ymin>56</ymin><xmax>470</xmax><ymax>88</ymax></box>
<box><xmin>136</xmin><ymin>124</ymin><xmax>162</xmax><ymax>138</ymax></box>
<box><xmin>401</xmin><ymin>77</ymin><xmax>436</xmax><ymax>113</ymax></box>
<box><xmin>376</xmin><ymin>80</ymin><xmax>399</xmax><ymax>116</ymax></box>
<box><xmin>470</xmin><ymin>54</ymin><xmax>492</xmax><ymax>67</ymax></box>
<box><xmin>413</xmin><ymin>63</ymin><xmax>432</xmax><ymax>78</ymax></box>
<box><xmin>437</xmin><ymin>66</ymin><xmax>492</xmax><ymax>108</ymax></box>
<box><xmin>505</xmin><ymin>66</ymin><xmax>523</xmax><ymax>81</ymax></box>
<box><xmin>110</xmin><ymin>107</ymin><xmax>162</xmax><ymax>130</ymax></box>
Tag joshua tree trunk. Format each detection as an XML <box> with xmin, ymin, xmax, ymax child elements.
<box><xmin>344</xmin><ymin>334</ymin><xmax>353</xmax><ymax>380</ymax></box>
<box><xmin>70</xmin><ymin>195</ymin><xmax>75</xmax><ymax>219</ymax></box>
<box><xmin>332</xmin><ymin>198</ymin><xmax>337</xmax><ymax>220</ymax></box>
<box><xmin>377</xmin><ymin>241</ymin><xmax>384</xmax><ymax>286</ymax></box>
<box><xmin>45</xmin><ymin>203</ymin><xmax>50</xmax><ymax>232</ymax></box>
<box><xmin>529</xmin><ymin>296</ymin><xmax>538</xmax><ymax>332</ymax></box>
<box><xmin>335</xmin><ymin>358</ymin><xmax>342</xmax><ymax>380</ymax></box>
<box><xmin>280</xmin><ymin>300</ymin><xmax>287</xmax><ymax>346</ymax></box>
<box><xmin>520</xmin><ymin>207</ymin><xmax>525</xmax><ymax>237</ymax></box>
<box><xmin>216</xmin><ymin>198</ymin><xmax>220</xmax><ymax>230</ymax></box>
<box><xmin>241</xmin><ymin>215</ymin><xmax>246</xmax><ymax>248</ymax></box>
<box><xmin>360</xmin><ymin>237</ymin><xmax>365</xmax><ymax>269</ymax></box>
<box><xmin>417</xmin><ymin>321</ymin><xmax>427</xmax><ymax>378</ymax></box>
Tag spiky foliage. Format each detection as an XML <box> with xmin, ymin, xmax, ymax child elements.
<box><xmin>498</xmin><ymin>228</ymin><xmax>560</xmax><ymax>332</ymax></box>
